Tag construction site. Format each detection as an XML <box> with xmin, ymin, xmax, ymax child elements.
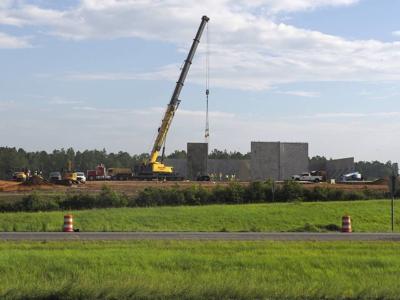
<box><xmin>0</xmin><ymin>15</ymin><xmax>394</xmax><ymax>195</ymax></box>
<box><xmin>2</xmin><ymin>6</ymin><xmax>400</xmax><ymax>299</ymax></box>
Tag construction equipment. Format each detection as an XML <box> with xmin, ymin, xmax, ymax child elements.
<box><xmin>25</xmin><ymin>173</ymin><xmax>45</xmax><ymax>185</ymax></box>
<box><xmin>108</xmin><ymin>168</ymin><xmax>133</xmax><ymax>180</ymax></box>
<box><xmin>204</xmin><ymin>21</ymin><xmax>210</xmax><ymax>143</ymax></box>
<box><xmin>135</xmin><ymin>15</ymin><xmax>210</xmax><ymax>181</ymax></box>
<box><xmin>61</xmin><ymin>160</ymin><xmax>79</xmax><ymax>186</ymax></box>
<box><xmin>87</xmin><ymin>164</ymin><xmax>108</xmax><ymax>181</ymax></box>
<box><xmin>12</xmin><ymin>171</ymin><xmax>27</xmax><ymax>182</ymax></box>
<box><xmin>341</xmin><ymin>172</ymin><xmax>363</xmax><ymax>182</ymax></box>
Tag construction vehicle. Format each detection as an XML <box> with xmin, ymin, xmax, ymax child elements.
<box><xmin>87</xmin><ymin>164</ymin><xmax>108</xmax><ymax>181</ymax></box>
<box><xmin>341</xmin><ymin>172</ymin><xmax>363</xmax><ymax>182</ymax></box>
<box><xmin>108</xmin><ymin>168</ymin><xmax>133</xmax><ymax>180</ymax></box>
<box><xmin>25</xmin><ymin>172</ymin><xmax>45</xmax><ymax>185</ymax></box>
<box><xmin>76</xmin><ymin>172</ymin><xmax>86</xmax><ymax>183</ymax></box>
<box><xmin>292</xmin><ymin>172</ymin><xmax>323</xmax><ymax>183</ymax></box>
<box><xmin>12</xmin><ymin>171</ymin><xmax>27</xmax><ymax>182</ymax></box>
<box><xmin>61</xmin><ymin>161</ymin><xmax>79</xmax><ymax>186</ymax></box>
<box><xmin>134</xmin><ymin>16</ymin><xmax>209</xmax><ymax>181</ymax></box>
<box><xmin>49</xmin><ymin>171</ymin><xmax>62</xmax><ymax>183</ymax></box>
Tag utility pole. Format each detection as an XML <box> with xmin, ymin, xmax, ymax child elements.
<box><xmin>390</xmin><ymin>165</ymin><xmax>398</xmax><ymax>232</ymax></box>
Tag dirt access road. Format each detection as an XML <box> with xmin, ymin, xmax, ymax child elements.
<box><xmin>0</xmin><ymin>180</ymin><xmax>389</xmax><ymax>196</ymax></box>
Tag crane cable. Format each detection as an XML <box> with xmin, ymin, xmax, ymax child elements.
<box><xmin>205</xmin><ymin>22</ymin><xmax>210</xmax><ymax>143</ymax></box>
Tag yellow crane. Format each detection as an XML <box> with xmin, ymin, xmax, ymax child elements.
<box><xmin>135</xmin><ymin>16</ymin><xmax>210</xmax><ymax>180</ymax></box>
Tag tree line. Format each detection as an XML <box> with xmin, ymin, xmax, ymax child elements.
<box><xmin>0</xmin><ymin>147</ymin><xmax>397</xmax><ymax>180</ymax></box>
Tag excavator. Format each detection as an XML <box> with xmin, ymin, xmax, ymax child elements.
<box><xmin>60</xmin><ymin>160</ymin><xmax>79</xmax><ymax>186</ymax></box>
<box><xmin>134</xmin><ymin>15</ymin><xmax>209</xmax><ymax>180</ymax></box>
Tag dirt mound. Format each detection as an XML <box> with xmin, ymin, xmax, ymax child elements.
<box><xmin>23</xmin><ymin>175</ymin><xmax>48</xmax><ymax>186</ymax></box>
<box><xmin>0</xmin><ymin>178</ymin><xmax>55</xmax><ymax>192</ymax></box>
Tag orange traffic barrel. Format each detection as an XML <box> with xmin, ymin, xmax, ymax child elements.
<box><xmin>63</xmin><ymin>214</ymin><xmax>73</xmax><ymax>232</ymax></box>
<box><xmin>342</xmin><ymin>215</ymin><xmax>352</xmax><ymax>233</ymax></box>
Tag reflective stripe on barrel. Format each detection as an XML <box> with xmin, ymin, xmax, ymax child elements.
<box><xmin>342</xmin><ymin>215</ymin><xmax>352</xmax><ymax>233</ymax></box>
<box><xmin>63</xmin><ymin>214</ymin><xmax>73</xmax><ymax>232</ymax></box>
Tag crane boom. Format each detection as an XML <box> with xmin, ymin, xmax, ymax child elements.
<box><xmin>149</xmin><ymin>15</ymin><xmax>210</xmax><ymax>165</ymax></box>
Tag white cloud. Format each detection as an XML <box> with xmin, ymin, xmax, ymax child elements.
<box><xmin>305</xmin><ymin>111</ymin><xmax>400</xmax><ymax>119</ymax></box>
<box><xmin>71</xmin><ymin>105</ymin><xmax>234</xmax><ymax>119</ymax></box>
<box><xmin>48</xmin><ymin>97</ymin><xmax>84</xmax><ymax>105</ymax></box>
<box><xmin>241</xmin><ymin>0</ymin><xmax>359</xmax><ymax>14</ymax></box>
<box><xmin>0</xmin><ymin>32</ymin><xmax>30</xmax><ymax>48</ymax></box>
<box><xmin>0</xmin><ymin>100</ymin><xmax>17</xmax><ymax>111</ymax></box>
<box><xmin>2</xmin><ymin>0</ymin><xmax>400</xmax><ymax>91</ymax></box>
<box><xmin>276</xmin><ymin>90</ymin><xmax>320</xmax><ymax>98</ymax></box>
<box><xmin>392</xmin><ymin>30</ymin><xmax>400</xmax><ymax>37</ymax></box>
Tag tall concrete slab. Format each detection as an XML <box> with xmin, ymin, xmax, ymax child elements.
<box><xmin>251</xmin><ymin>141</ymin><xmax>309</xmax><ymax>181</ymax></box>
<box><xmin>187</xmin><ymin>143</ymin><xmax>208</xmax><ymax>180</ymax></box>
<box><xmin>326</xmin><ymin>157</ymin><xmax>355</xmax><ymax>180</ymax></box>
<box><xmin>251</xmin><ymin>142</ymin><xmax>280</xmax><ymax>180</ymax></box>
<box><xmin>280</xmin><ymin>143</ymin><xmax>309</xmax><ymax>180</ymax></box>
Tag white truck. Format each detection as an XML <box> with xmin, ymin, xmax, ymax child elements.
<box><xmin>292</xmin><ymin>172</ymin><xmax>323</xmax><ymax>183</ymax></box>
<box><xmin>341</xmin><ymin>172</ymin><xmax>363</xmax><ymax>182</ymax></box>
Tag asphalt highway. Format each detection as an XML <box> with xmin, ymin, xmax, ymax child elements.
<box><xmin>2</xmin><ymin>232</ymin><xmax>400</xmax><ymax>241</ymax></box>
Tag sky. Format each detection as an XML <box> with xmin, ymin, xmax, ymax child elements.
<box><xmin>1</xmin><ymin>0</ymin><xmax>400</xmax><ymax>162</ymax></box>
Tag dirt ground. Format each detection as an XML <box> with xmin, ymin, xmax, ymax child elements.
<box><xmin>0</xmin><ymin>180</ymin><xmax>389</xmax><ymax>196</ymax></box>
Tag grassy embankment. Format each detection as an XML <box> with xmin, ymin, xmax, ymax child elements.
<box><xmin>1</xmin><ymin>240</ymin><xmax>400</xmax><ymax>299</ymax></box>
<box><xmin>0</xmin><ymin>199</ymin><xmax>398</xmax><ymax>232</ymax></box>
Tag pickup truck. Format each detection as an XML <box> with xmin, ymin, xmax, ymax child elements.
<box><xmin>292</xmin><ymin>172</ymin><xmax>323</xmax><ymax>183</ymax></box>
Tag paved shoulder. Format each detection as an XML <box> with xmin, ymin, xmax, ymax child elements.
<box><xmin>2</xmin><ymin>232</ymin><xmax>400</xmax><ymax>241</ymax></box>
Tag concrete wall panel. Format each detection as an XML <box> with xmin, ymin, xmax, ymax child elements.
<box><xmin>208</xmin><ymin>159</ymin><xmax>251</xmax><ymax>181</ymax></box>
<box><xmin>187</xmin><ymin>143</ymin><xmax>208</xmax><ymax>180</ymax></box>
<box><xmin>251</xmin><ymin>142</ymin><xmax>280</xmax><ymax>180</ymax></box>
<box><xmin>250</xmin><ymin>141</ymin><xmax>309</xmax><ymax>181</ymax></box>
<box><xmin>326</xmin><ymin>157</ymin><xmax>355</xmax><ymax>180</ymax></box>
<box><xmin>280</xmin><ymin>143</ymin><xmax>309</xmax><ymax>180</ymax></box>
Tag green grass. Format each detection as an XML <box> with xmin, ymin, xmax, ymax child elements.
<box><xmin>1</xmin><ymin>240</ymin><xmax>400</xmax><ymax>299</ymax></box>
<box><xmin>0</xmin><ymin>199</ymin><xmax>399</xmax><ymax>232</ymax></box>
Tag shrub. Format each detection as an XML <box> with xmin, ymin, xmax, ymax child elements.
<box><xmin>210</xmin><ymin>183</ymin><xmax>245</xmax><ymax>204</ymax></box>
<box><xmin>0</xmin><ymin>200</ymin><xmax>18</xmax><ymax>212</ymax></box>
<box><xmin>194</xmin><ymin>185</ymin><xmax>212</xmax><ymax>205</ymax></box>
<box><xmin>345</xmin><ymin>190</ymin><xmax>366</xmax><ymax>201</ymax></box>
<box><xmin>327</xmin><ymin>189</ymin><xmax>346</xmax><ymax>201</ymax></box>
<box><xmin>277</xmin><ymin>181</ymin><xmax>303</xmax><ymax>202</ymax></box>
<box><xmin>21</xmin><ymin>192</ymin><xmax>59</xmax><ymax>211</ymax></box>
<box><xmin>162</xmin><ymin>187</ymin><xmax>185</xmax><ymax>206</ymax></box>
<box><xmin>97</xmin><ymin>185</ymin><xmax>128</xmax><ymax>208</ymax></box>
<box><xmin>183</xmin><ymin>186</ymin><xmax>204</xmax><ymax>206</ymax></box>
<box><xmin>60</xmin><ymin>193</ymin><xmax>97</xmax><ymax>210</ymax></box>
<box><xmin>0</xmin><ymin>182</ymin><xmax>389</xmax><ymax>212</ymax></box>
<box><xmin>225</xmin><ymin>183</ymin><xmax>245</xmax><ymax>204</ymax></box>
<box><xmin>135</xmin><ymin>187</ymin><xmax>163</xmax><ymax>207</ymax></box>
<box><xmin>263</xmin><ymin>180</ymin><xmax>277</xmax><ymax>202</ymax></box>
<box><xmin>362</xmin><ymin>187</ymin><xmax>387</xmax><ymax>200</ymax></box>
<box><xmin>244</xmin><ymin>181</ymin><xmax>265</xmax><ymax>203</ymax></box>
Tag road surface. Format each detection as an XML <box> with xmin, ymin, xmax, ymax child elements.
<box><xmin>2</xmin><ymin>232</ymin><xmax>400</xmax><ymax>241</ymax></box>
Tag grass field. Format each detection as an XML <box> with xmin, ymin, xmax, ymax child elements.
<box><xmin>0</xmin><ymin>240</ymin><xmax>399</xmax><ymax>299</ymax></box>
<box><xmin>0</xmin><ymin>199</ymin><xmax>398</xmax><ymax>232</ymax></box>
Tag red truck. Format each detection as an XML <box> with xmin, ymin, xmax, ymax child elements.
<box><xmin>86</xmin><ymin>164</ymin><xmax>108</xmax><ymax>181</ymax></box>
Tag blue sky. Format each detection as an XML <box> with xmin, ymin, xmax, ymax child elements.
<box><xmin>1</xmin><ymin>0</ymin><xmax>400</xmax><ymax>162</ymax></box>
